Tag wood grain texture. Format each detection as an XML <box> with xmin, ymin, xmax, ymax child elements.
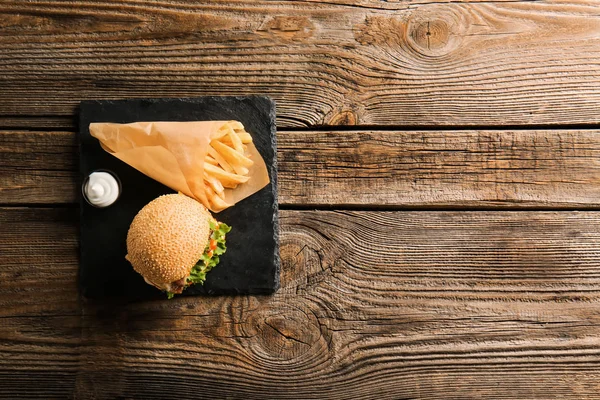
<box><xmin>281</xmin><ymin>129</ymin><xmax>600</xmax><ymax>207</ymax></box>
<box><xmin>0</xmin><ymin>207</ymin><xmax>79</xmax><ymax>316</ymax></box>
<box><xmin>4</xmin><ymin>129</ymin><xmax>600</xmax><ymax>208</ymax></box>
<box><xmin>3</xmin><ymin>207</ymin><xmax>600</xmax><ymax>399</ymax></box>
<box><xmin>0</xmin><ymin>116</ymin><xmax>75</xmax><ymax>130</ymax></box>
<box><xmin>0</xmin><ymin>131</ymin><xmax>77</xmax><ymax>204</ymax></box>
<box><xmin>0</xmin><ymin>208</ymin><xmax>80</xmax><ymax>398</ymax></box>
<box><xmin>1</xmin><ymin>1</ymin><xmax>600</xmax><ymax>127</ymax></box>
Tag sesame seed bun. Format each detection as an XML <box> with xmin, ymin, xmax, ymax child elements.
<box><xmin>125</xmin><ymin>193</ymin><xmax>214</xmax><ymax>288</ymax></box>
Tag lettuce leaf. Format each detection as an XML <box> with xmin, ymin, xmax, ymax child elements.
<box><xmin>164</xmin><ymin>221</ymin><xmax>231</xmax><ymax>299</ymax></box>
<box><xmin>186</xmin><ymin>221</ymin><xmax>231</xmax><ymax>286</ymax></box>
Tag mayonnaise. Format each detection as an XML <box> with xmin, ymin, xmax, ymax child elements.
<box><xmin>84</xmin><ymin>171</ymin><xmax>120</xmax><ymax>207</ymax></box>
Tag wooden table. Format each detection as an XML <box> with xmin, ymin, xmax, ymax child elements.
<box><xmin>2</xmin><ymin>1</ymin><xmax>600</xmax><ymax>399</ymax></box>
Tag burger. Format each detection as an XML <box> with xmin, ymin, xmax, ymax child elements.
<box><xmin>125</xmin><ymin>193</ymin><xmax>231</xmax><ymax>298</ymax></box>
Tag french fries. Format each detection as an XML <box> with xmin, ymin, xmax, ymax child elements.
<box><xmin>204</xmin><ymin>155</ymin><xmax>218</xmax><ymax>166</ymax></box>
<box><xmin>207</xmin><ymin>145</ymin><xmax>234</xmax><ymax>173</ymax></box>
<box><xmin>203</xmin><ymin>122</ymin><xmax>255</xmax><ymax>211</ymax></box>
<box><xmin>211</xmin><ymin>140</ymin><xmax>253</xmax><ymax>175</ymax></box>
<box><xmin>203</xmin><ymin>172</ymin><xmax>224</xmax><ymax>197</ymax></box>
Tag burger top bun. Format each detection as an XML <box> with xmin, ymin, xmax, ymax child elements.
<box><xmin>126</xmin><ymin>193</ymin><xmax>213</xmax><ymax>287</ymax></box>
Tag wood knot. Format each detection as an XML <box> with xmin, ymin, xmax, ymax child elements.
<box><xmin>411</xmin><ymin>20</ymin><xmax>449</xmax><ymax>52</ymax></box>
<box><xmin>327</xmin><ymin>109</ymin><xmax>359</xmax><ymax>126</ymax></box>
<box><xmin>355</xmin><ymin>12</ymin><xmax>460</xmax><ymax>58</ymax></box>
<box><xmin>405</xmin><ymin>7</ymin><xmax>465</xmax><ymax>57</ymax></box>
<box><xmin>244</xmin><ymin>301</ymin><xmax>330</xmax><ymax>364</ymax></box>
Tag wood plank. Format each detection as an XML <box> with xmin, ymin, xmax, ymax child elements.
<box><xmin>1</xmin><ymin>1</ymin><xmax>600</xmax><ymax>127</ymax></box>
<box><xmin>0</xmin><ymin>116</ymin><xmax>75</xmax><ymax>130</ymax></box>
<box><xmin>3</xmin><ymin>129</ymin><xmax>600</xmax><ymax>208</ymax></box>
<box><xmin>0</xmin><ymin>131</ymin><xmax>77</xmax><ymax>204</ymax></box>
<box><xmin>0</xmin><ymin>207</ymin><xmax>80</xmax><ymax>398</ymax></box>
<box><xmin>0</xmin><ymin>207</ymin><xmax>80</xmax><ymax>315</ymax></box>
<box><xmin>3</xmin><ymin>207</ymin><xmax>600</xmax><ymax>398</ymax></box>
<box><xmin>280</xmin><ymin>129</ymin><xmax>600</xmax><ymax>207</ymax></box>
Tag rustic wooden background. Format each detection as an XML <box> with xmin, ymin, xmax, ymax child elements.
<box><xmin>2</xmin><ymin>1</ymin><xmax>600</xmax><ymax>399</ymax></box>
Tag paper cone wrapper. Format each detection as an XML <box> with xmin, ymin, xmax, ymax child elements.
<box><xmin>89</xmin><ymin>121</ymin><xmax>270</xmax><ymax>213</ymax></box>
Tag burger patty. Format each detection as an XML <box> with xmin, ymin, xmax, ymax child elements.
<box><xmin>168</xmin><ymin>277</ymin><xmax>187</xmax><ymax>294</ymax></box>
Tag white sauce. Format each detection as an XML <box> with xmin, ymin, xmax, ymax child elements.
<box><xmin>84</xmin><ymin>171</ymin><xmax>120</xmax><ymax>207</ymax></box>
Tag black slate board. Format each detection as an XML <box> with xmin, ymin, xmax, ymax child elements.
<box><xmin>78</xmin><ymin>97</ymin><xmax>279</xmax><ymax>300</ymax></box>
